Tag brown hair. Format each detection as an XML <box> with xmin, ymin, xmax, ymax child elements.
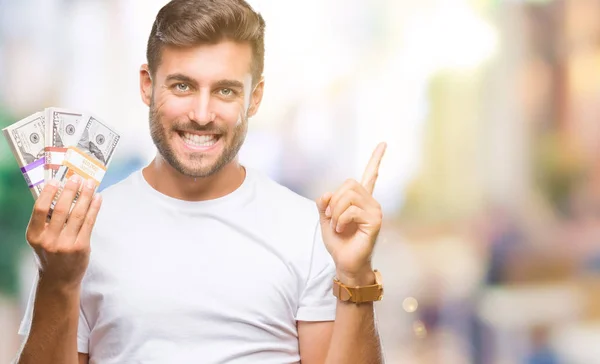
<box><xmin>146</xmin><ymin>0</ymin><xmax>266</xmax><ymax>83</ymax></box>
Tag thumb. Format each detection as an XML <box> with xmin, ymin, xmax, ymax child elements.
<box><xmin>316</xmin><ymin>192</ymin><xmax>333</xmax><ymax>224</ymax></box>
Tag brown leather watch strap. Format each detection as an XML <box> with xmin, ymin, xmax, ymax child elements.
<box><xmin>332</xmin><ymin>270</ymin><xmax>384</xmax><ymax>303</ymax></box>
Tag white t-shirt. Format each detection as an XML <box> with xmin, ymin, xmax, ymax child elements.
<box><xmin>19</xmin><ymin>166</ymin><xmax>337</xmax><ymax>363</ymax></box>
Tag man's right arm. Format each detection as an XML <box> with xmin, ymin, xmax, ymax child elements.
<box><xmin>17</xmin><ymin>280</ymin><xmax>83</xmax><ymax>364</ymax></box>
<box><xmin>14</xmin><ymin>175</ymin><xmax>102</xmax><ymax>364</ymax></box>
<box><xmin>78</xmin><ymin>354</ymin><xmax>89</xmax><ymax>364</ymax></box>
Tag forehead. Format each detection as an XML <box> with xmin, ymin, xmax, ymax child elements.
<box><xmin>157</xmin><ymin>41</ymin><xmax>253</xmax><ymax>82</ymax></box>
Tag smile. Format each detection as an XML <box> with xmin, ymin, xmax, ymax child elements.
<box><xmin>178</xmin><ymin>131</ymin><xmax>222</xmax><ymax>151</ymax></box>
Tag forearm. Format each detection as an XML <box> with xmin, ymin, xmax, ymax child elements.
<box><xmin>16</xmin><ymin>276</ymin><xmax>81</xmax><ymax>364</ymax></box>
<box><xmin>325</xmin><ymin>273</ymin><xmax>384</xmax><ymax>364</ymax></box>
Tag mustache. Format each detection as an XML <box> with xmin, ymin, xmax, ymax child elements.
<box><xmin>171</xmin><ymin>121</ymin><xmax>227</xmax><ymax>134</ymax></box>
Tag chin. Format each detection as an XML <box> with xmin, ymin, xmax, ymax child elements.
<box><xmin>174</xmin><ymin>157</ymin><xmax>226</xmax><ymax>178</ymax></box>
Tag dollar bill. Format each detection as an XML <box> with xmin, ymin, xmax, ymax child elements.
<box><xmin>44</xmin><ymin>107</ymin><xmax>84</xmax><ymax>181</ymax></box>
<box><xmin>50</xmin><ymin>114</ymin><xmax>120</xmax><ymax>212</ymax></box>
<box><xmin>1</xmin><ymin>112</ymin><xmax>46</xmax><ymax>199</ymax></box>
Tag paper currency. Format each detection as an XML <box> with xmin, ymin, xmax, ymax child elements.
<box><xmin>1</xmin><ymin>112</ymin><xmax>46</xmax><ymax>199</ymax></box>
<box><xmin>2</xmin><ymin>108</ymin><xmax>120</xmax><ymax>208</ymax></box>
<box><xmin>44</xmin><ymin>107</ymin><xmax>84</xmax><ymax>181</ymax></box>
<box><xmin>50</xmin><ymin>114</ymin><xmax>120</xmax><ymax>211</ymax></box>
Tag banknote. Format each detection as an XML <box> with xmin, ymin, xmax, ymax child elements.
<box><xmin>44</xmin><ymin>107</ymin><xmax>84</xmax><ymax>181</ymax></box>
<box><xmin>1</xmin><ymin>112</ymin><xmax>46</xmax><ymax>199</ymax></box>
<box><xmin>50</xmin><ymin>114</ymin><xmax>120</xmax><ymax>211</ymax></box>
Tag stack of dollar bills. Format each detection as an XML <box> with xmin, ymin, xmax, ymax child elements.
<box><xmin>2</xmin><ymin>108</ymin><xmax>120</xmax><ymax>204</ymax></box>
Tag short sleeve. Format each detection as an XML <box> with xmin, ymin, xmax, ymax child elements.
<box><xmin>295</xmin><ymin>223</ymin><xmax>337</xmax><ymax>321</ymax></box>
<box><xmin>17</xmin><ymin>274</ymin><xmax>36</xmax><ymax>337</ymax></box>
<box><xmin>17</xmin><ymin>272</ymin><xmax>91</xmax><ymax>354</ymax></box>
<box><xmin>77</xmin><ymin>306</ymin><xmax>91</xmax><ymax>353</ymax></box>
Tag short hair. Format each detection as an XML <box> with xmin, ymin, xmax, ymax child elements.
<box><xmin>146</xmin><ymin>0</ymin><xmax>266</xmax><ymax>83</ymax></box>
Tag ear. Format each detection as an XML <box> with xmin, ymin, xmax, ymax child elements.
<box><xmin>140</xmin><ymin>64</ymin><xmax>153</xmax><ymax>107</ymax></box>
<box><xmin>247</xmin><ymin>77</ymin><xmax>265</xmax><ymax>118</ymax></box>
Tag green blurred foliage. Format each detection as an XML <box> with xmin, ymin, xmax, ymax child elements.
<box><xmin>0</xmin><ymin>107</ymin><xmax>34</xmax><ymax>297</ymax></box>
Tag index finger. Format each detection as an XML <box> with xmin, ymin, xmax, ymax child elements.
<box><xmin>29</xmin><ymin>179</ymin><xmax>60</xmax><ymax>231</ymax></box>
<box><xmin>360</xmin><ymin>142</ymin><xmax>387</xmax><ymax>194</ymax></box>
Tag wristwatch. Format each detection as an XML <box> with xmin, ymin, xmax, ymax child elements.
<box><xmin>332</xmin><ymin>270</ymin><xmax>384</xmax><ymax>303</ymax></box>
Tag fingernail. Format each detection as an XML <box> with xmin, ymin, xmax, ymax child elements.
<box><xmin>336</xmin><ymin>224</ymin><xmax>342</xmax><ymax>233</ymax></box>
<box><xmin>330</xmin><ymin>220</ymin><xmax>335</xmax><ymax>230</ymax></box>
<box><xmin>48</xmin><ymin>179</ymin><xmax>59</xmax><ymax>187</ymax></box>
<box><xmin>70</xmin><ymin>174</ymin><xmax>82</xmax><ymax>183</ymax></box>
<box><xmin>86</xmin><ymin>179</ymin><xmax>95</xmax><ymax>189</ymax></box>
<box><xmin>325</xmin><ymin>206</ymin><xmax>331</xmax><ymax>217</ymax></box>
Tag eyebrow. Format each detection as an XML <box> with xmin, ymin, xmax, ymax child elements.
<box><xmin>165</xmin><ymin>74</ymin><xmax>245</xmax><ymax>90</ymax></box>
<box><xmin>165</xmin><ymin>73</ymin><xmax>198</xmax><ymax>86</ymax></box>
<box><xmin>214</xmin><ymin>79</ymin><xmax>245</xmax><ymax>90</ymax></box>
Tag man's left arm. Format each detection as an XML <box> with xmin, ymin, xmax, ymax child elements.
<box><xmin>298</xmin><ymin>281</ymin><xmax>383</xmax><ymax>364</ymax></box>
<box><xmin>299</xmin><ymin>142</ymin><xmax>388</xmax><ymax>364</ymax></box>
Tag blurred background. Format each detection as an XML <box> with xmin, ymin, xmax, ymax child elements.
<box><xmin>1</xmin><ymin>0</ymin><xmax>600</xmax><ymax>363</ymax></box>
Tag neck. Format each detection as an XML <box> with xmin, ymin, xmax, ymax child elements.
<box><xmin>142</xmin><ymin>154</ymin><xmax>246</xmax><ymax>201</ymax></box>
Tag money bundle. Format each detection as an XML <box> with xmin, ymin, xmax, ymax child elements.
<box><xmin>50</xmin><ymin>114</ymin><xmax>120</xmax><ymax>211</ymax></box>
<box><xmin>2</xmin><ymin>108</ymin><xmax>120</xmax><ymax>203</ymax></box>
<box><xmin>2</xmin><ymin>112</ymin><xmax>46</xmax><ymax>198</ymax></box>
<box><xmin>44</xmin><ymin>108</ymin><xmax>85</xmax><ymax>181</ymax></box>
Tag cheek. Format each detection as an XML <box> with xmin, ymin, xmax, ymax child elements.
<box><xmin>155</xmin><ymin>95</ymin><xmax>193</xmax><ymax>121</ymax></box>
<box><xmin>214</xmin><ymin>101</ymin><xmax>245</xmax><ymax>126</ymax></box>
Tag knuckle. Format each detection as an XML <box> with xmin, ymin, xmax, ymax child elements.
<box><xmin>63</xmin><ymin>244</ymin><xmax>87</xmax><ymax>255</ymax></box>
<box><xmin>328</xmin><ymin>198</ymin><xmax>337</xmax><ymax>209</ymax></box>
<box><xmin>41</xmin><ymin>242</ymin><xmax>60</xmax><ymax>254</ymax></box>
<box><xmin>78</xmin><ymin>188</ymin><xmax>93</xmax><ymax>200</ymax></box>
<box><xmin>76</xmin><ymin>238</ymin><xmax>91</xmax><ymax>251</ymax></box>
<box><xmin>25</xmin><ymin>232</ymin><xmax>39</xmax><ymax>246</ymax></box>
<box><xmin>84</xmin><ymin>216</ymin><xmax>97</xmax><ymax>229</ymax></box>
<box><xmin>70</xmin><ymin>210</ymin><xmax>87</xmax><ymax>222</ymax></box>
<box><xmin>340</xmin><ymin>212</ymin><xmax>351</xmax><ymax>222</ymax></box>
<box><xmin>33</xmin><ymin>203</ymin><xmax>47</xmax><ymax>215</ymax></box>
<box><xmin>52</xmin><ymin>206</ymin><xmax>69</xmax><ymax>218</ymax></box>
<box><xmin>342</xmin><ymin>192</ymin><xmax>354</xmax><ymax>203</ymax></box>
<box><xmin>345</xmin><ymin>178</ymin><xmax>358</xmax><ymax>186</ymax></box>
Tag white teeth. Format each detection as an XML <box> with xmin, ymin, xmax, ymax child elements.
<box><xmin>182</xmin><ymin>133</ymin><xmax>218</xmax><ymax>147</ymax></box>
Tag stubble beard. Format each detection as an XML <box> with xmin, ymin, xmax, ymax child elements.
<box><xmin>149</xmin><ymin>100</ymin><xmax>248</xmax><ymax>178</ymax></box>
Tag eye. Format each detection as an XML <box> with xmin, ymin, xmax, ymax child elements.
<box><xmin>219</xmin><ymin>88</ymin><xmax>233</xmax><ymax>96</ymax></box>
<box><xmin>174</xmin><ymin>83</ymin><xmax>190</xmax><ymax>92</ymax></box>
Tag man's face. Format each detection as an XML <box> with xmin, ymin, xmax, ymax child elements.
<box><xmin>140</xmin><ymin>41</ymin><xmax>263</xmax><ymax>178</ymax></box>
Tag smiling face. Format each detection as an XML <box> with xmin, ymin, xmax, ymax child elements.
<box><xmin>140</xmin><ymin>40</ymin><xmax>264</xmax><ymax>178</ymax></box>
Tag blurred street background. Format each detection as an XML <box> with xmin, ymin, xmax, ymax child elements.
<box><xmin>2</xmin><ymin>0</ymin><xmax>600</xmax><ymax>363</ymax></box>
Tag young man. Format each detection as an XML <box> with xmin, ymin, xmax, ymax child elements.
<box><xmin>15</xmin><ymin>1</ymin><xmax>387</xmax><ymax>363</ymax></box>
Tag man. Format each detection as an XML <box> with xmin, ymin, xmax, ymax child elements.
<box><xmin>15</xmin><ymin>0</ymin><xmax>387</xmax><ymax>363</ymax></box>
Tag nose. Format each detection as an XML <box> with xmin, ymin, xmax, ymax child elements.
<box><xmin>188</xmin><ymin>90</ymin><xmax>215</xmax><ymax>125</ymax></box>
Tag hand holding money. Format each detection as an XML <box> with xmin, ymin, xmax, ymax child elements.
<box><xmin>2</xmin><ymin>108</ymin><xmax>120</xmax><ymax>210</ymax></box>
<box><xmin>25</xmin><ymin>175</ymin><xmax>102</xmax><ymax>289</ymax></box>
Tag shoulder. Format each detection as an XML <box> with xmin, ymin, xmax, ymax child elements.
<box><xmin>97</xmin><ymin>169</ymin><xmax>140</xmax><ymax>202</ymax></box>
<box><xmin>250</xmin><ymin>167</ymin><xmax>319</xmax><ymax>222</ymax></box>
<box><xmin>93</xmin><ymin>169</ymin><xmax>142</xmax><ymax>224</ymax></box>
